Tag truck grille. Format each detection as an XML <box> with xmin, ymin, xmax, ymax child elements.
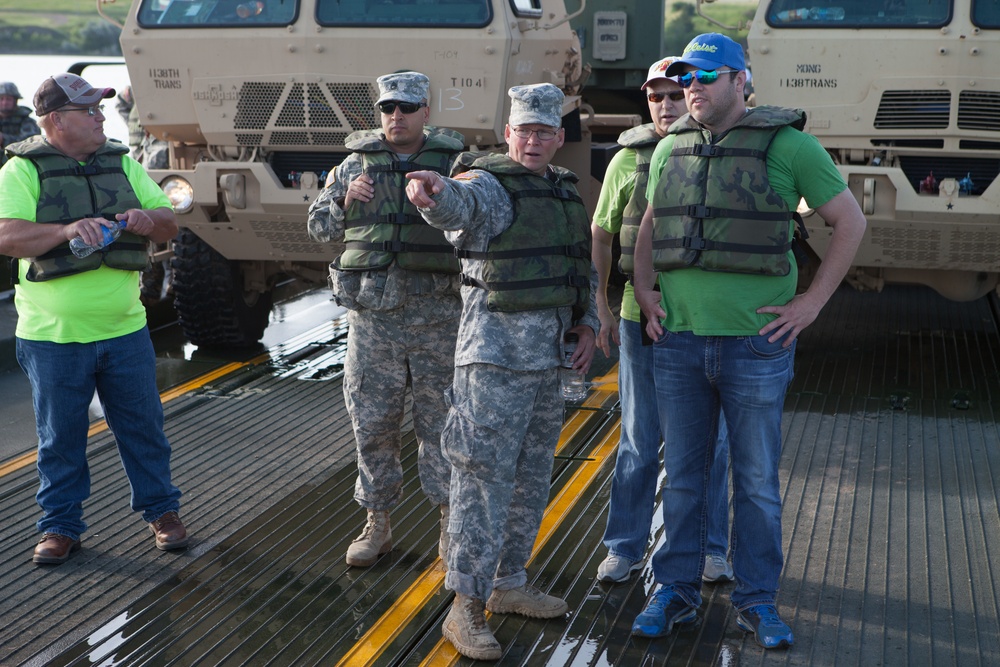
<box><xmin>897</xmin><ymin>156</ymin><xmax>999</xmax><ymax>196</ymax></box>
<box><xmin>958</xmin><ymin>91</ymin><xmax>1000</xmax><ymax>132</ymax></box>
<box><xmin>874</xmin><ymin>90</ymin><xmax>950</xmax><ymax>130</ymax></box>
<box><xmin>233</xmin><ymin>81</ymin><xmax>378</xmax><ymax>147</ymax></box>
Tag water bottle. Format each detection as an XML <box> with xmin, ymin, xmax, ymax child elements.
<box><xmin>561</xmin><ymin>333</ymin><xmax>588</xmax><ymax>402</ymax></box>
<box><xmin>69</xmin><ymin>219</ymin><xmax>125</xmax><ymax>258</ymax></box>
<box><xmin>809</xmin><ymin>6</ymin><xmax>845</xmax><ymax>20</ymax></box>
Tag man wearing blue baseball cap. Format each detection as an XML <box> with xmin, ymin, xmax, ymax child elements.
<box><xmin>630</xmin><ymin>33</ymin><xmax>867</xmax><ymax>649</ymax></box>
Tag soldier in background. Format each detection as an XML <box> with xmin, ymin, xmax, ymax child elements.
<box><xmin>306</xmin><ymin>71</ymin><xmax>463</xmax><ymax>568</ymax></box>
<box><xmin>0</xmin><ymin>82</ymin><xmax>41</xmax><ymax>165</ymax></box>
<box><xmin>116</xmin><ymin>85</ymin><xmax>169</xmax><ymax>169</ymax></box>
<box><xmin>406</xmin><ymin>83</ymin><xmax>600</xmax><ymax>662</ymax></box>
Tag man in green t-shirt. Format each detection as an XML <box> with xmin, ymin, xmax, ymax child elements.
<box><xmin>591</xmin><ymin>56</ymin><xmax>734</xmax><ymax>587</ymax></box>
<box><xmin>630</xmin><ymin>34</ymin><xmax>866</xmax><ymax>649</ymax></box>
<box><xmin>0</xmin><ymin>73</ymin><xmax>188</xmax><ymax>565</ymax></box>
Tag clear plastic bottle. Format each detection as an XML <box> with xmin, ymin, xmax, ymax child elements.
<box><xmin>809</xmin><ymin>6</ymin><xmax>845</xmax><ymax>20</ymax></box>
<box><xmin>561</xmin><ymin>332</ymin><xmax>588</xmax><ymax>402</ymax></box>
<box><xmin>69</xmin><ymin>219</ymin><xmax>126</xmax><ymax>258</ymax></box>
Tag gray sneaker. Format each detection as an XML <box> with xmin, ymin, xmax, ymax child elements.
<box><xmin>702</xmin><ymin>553</ymin><xmax>734</xmax><ymax>583</ymax></box>
<box><xmin>597</xmin><ymin>554</ymin><xmax>642</xmax><ymax>583</ymax></box>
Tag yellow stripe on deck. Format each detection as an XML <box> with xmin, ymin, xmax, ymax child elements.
<box><xmin>337</xmin><ymin>369</ymin><xmax>621</xmax><ymax>667</ymax></box>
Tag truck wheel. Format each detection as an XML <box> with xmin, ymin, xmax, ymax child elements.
<box><xmin>170</xmin><ymin>228</ymin><xmax>273</xmax><ymax>348</ymax></box>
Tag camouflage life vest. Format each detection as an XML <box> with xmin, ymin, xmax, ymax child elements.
<box><xmin>337</xmin><ymin>126</ymin><xmax>464</xmax><ymax>274</ymax></box>
<box><xmin>6</xmin><ymin>136</ymin><xmax>149</xmax><ymax>282</ymax></box>
<box><xmin>454</xmin><ymin>153</ymin><xmax>591</xmax><ymax>316</ymax></box>
<box><xmin>650</xmin><ymin>106</ymin><xmax>806</xmax><ymax>276</ymax></box>
<box><xmin>615</xmin><ymin>123</ymin><xmax>661</xmax><ymax>276</ymax></box>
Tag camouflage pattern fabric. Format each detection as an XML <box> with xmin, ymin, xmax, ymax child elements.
<box><xmin>508</xmin><ymin>83</ymin><xmax>563</xmax><ymax>129</ymax></box>
<box><xmin>345</xmin><ymin>301</ymin><xmax>458</xmax><ymax>508</ymax></box>
<box><xmin>0</xmin><ymin>105</ymin><xmax>40</xmax><ymax>159</ymax></box>
<box><xmin>307</xmin><ymin>128</ymin><xmax>462</xmax><ymax>514</ymax></box>
<box><xmin>413</xmin><ymin>160</ymin><xmax>600</xmax><ymax>601</ymax></box>
<box><xmin>441</xmin><ymin>363</ymin><xmax>563</xmax><ymax>600</ymax></box>
<box><xmin>375</xmin><ymin>71</ymin><xmax>429</xmax><ymax>105</ymax></box>
<box><xmin>615</xmin><ymin>123</ymin><xmax>660</xmax><ymax>275</ymax></box>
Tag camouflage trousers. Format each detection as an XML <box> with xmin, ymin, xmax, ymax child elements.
<box><xmin>442</xmin><ymin>363</ymin><xmax>563</xmax><ymax>601</ymax></box>
<box><xmin>344</xmin><ymin>301</ymin><xmax>459</xmax><ymax>509</ymax></box>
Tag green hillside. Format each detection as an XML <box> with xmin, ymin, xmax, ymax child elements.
<box><xmin>0</xmin><ymin>0</ymin><xmax>131</xmax><ymax>55</ymax></box>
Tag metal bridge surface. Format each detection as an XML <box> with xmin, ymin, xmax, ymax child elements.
<box><xmin>1</xmin><ymin>285</ymin><xmax>999</xmax><ymax>666</ymax></box>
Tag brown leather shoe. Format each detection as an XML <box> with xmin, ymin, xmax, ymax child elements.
<box><xmin>33</xmin><ymin>533</ymin><xmax>81</xmax><ymax>565</ymax></box>
<box><xmin>148</xmin><ymin>511</ymin><xmax>189</xmax><ymax>551</ymax></box>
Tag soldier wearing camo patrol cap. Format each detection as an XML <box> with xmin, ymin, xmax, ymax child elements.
<box><xmin>307</xmin><ymin>70</ymin><xmax>465</xmax><ymax>569</ymax></box>
<box><xmin>0</xmin><ymin>81</ymin><xmax>40</xmax><ymax>159</ymax></box>
<box><xmin>592</xmin><ymin>55</ymin><xmax>735</xmax><ymax>589</ymax></box>
<box><xmin>405</xmin><ymin>82</ymin><xmax>600</xmax><ymax>661</ymax></box>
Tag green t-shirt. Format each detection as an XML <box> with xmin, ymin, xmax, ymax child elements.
<box><xmin>0</xmin><ymin>152</ymin><xmax>172</xmax><ymax>343</ymax></box>
<box><xmin>592</xmin><ymin>145</ymin><xmax>643</xmax><ymax>322</ymax></box>
<box><xmin>645</xmin><ymin>124</ymin><xmax>847</xmax><ymax>335</ymax></box>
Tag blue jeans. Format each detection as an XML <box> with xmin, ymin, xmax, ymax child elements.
<box><xmin>602</xmin><ymin>318</ymin><xmax>731</xmax><ymax>562</ymax></box>
<box><xmin>17</xmin><ymin>328</ymin><xmax>182</xmax><ymax>541</ymax></box>
<box><xmin>648</xmin><ymin>330</ymin><xmax>793</xmax><ymax>610</ymax></box>
<box><xmin>604</xmin><ymin>318</ymin><xmax>729</xmax><ymax>561</ymax></box>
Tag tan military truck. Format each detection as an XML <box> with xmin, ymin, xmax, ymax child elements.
<box><xmin>733</xmin><ymin>0</ymin><xmax>1000</xmax><ymax>301</ymax></box>
<box><xmin>109</xmin><ymin>0</ymin><xmax>665</xmax><ymax>347</ymax></box>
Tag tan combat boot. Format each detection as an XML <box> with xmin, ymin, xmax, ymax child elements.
<box><xmin>439</xmin><ymin>504</ymin><xmax>450</xmax><ymax>562</ymax></box>
<box><xmin>486</xmin><ymin>583</ymin><xmax>568</xmax><ymax>618</ymax></box>
<box><xmin>345</xmin><ymin>509</ymin><xmax>391</xmax><ymax>567</ymax></box>
<box><xmin>442</xmin><ymin>593</ymin><xmax>502</xmax><ymax>661</ymax></box>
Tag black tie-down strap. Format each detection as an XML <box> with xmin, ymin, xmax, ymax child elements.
<box><xmin>366</xmin><ymin>161</ymin><xmax>443</xmax><ymax>176</ymax></box>
<box><xmin>670</xmin><ymin>144</ymin><xmax>766</xmax><ymax>160</ymax></box>
<box><xmin>455</xmin><ymin>244</ymin><xmax>589</xmax><ymax>261</ymax></box>
<box><xmin>511</xmin><ymin>187</ymin><xmax>584</xmax><ymax>206</ymax></box>
<box><xmin>38</xmin><ymin>164</ymin><xmax>124</xmax><ymax>180</ymax></box>
<box><xmin>460</xmin><ymin>272</ymin><xmax>589</xmax><ymax>292</ymax></box>
<box><xmin>651</xmin><ymin>205</ymin><xmax>793</xmax><ymax>256</ymax></box>
<box><xmin>343</xmin><ymin>211</ymin><xmax>426</xmax><ymax>229</ymax></box>
<box><xmin>344</xmin><ymin>239</ymin><xmax>453</xmax><ymax>254</ymax></box>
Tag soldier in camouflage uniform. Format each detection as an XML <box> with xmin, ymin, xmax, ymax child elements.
<box><xmin>630</xmin><ymin>34</ymin><xmax>866</xmax><ymax>648</ymax></box>
<box><xmin>406</xmin><ymin>83</ymin><xmax>600</xmax><ymax>662</ymax></box>
<box><xmin>0</xmin><ymin>82</ymin><xmax>41</xmax><ymax>166</ymax></box>
<box><xmin>0</xmin><ymin>73</ymin><xmax>188</xmax><ymax>565</ymax></box>
<box><xmin>307</xmin><ymin>71</ymin><xmax>463</xmax><ymax>568</ymax></box>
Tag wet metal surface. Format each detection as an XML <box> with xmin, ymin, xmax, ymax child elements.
<box><xmin>2</xmin><ymin>285</ymin><xmax>1000</xmax><ymax>665</ymax></box>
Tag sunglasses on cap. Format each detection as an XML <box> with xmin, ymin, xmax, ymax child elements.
<box><xmin>647</xmin><ymin>91</ymin><xmax>686</xmax><ymax>103</ymax></box>
<box><xmin>377</xmin><ymin>101</ymin><xmax>426</xmax><ymax>114</ymax></box>
<box><xmin>59</xmin><ymin>104</ymin><xmax>105</xmax><ymax>117</ymax></box>
<box><xmin>678</xmin><ymin>69</ymin><xmax>739</xmax><ymax>88</ymax></box>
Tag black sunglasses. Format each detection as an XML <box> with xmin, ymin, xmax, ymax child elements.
<box><xmin>377</xmin><ymin>101</ymin><xmax>426</xmax><ymax>114</ymax></box>
<box><xmin>647</xmin><ymin>91</ymin><xmax>685</xmax><ymax>103</ymax></box>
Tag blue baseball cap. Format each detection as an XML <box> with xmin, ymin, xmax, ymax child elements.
<box><xmin>665</xmin><ymin>33</ymin><xmax>746</xmax><ymax>76</ymax></box>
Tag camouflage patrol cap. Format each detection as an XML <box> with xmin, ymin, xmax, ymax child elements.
<box><xmin>375</xmin><ymin>71</ymin><xmax>430</xmax><ymax>106</ymax></box>
<box><xmin>0</xmin><ymin>81</ymin><xmax>21</xmax><ymax>99</ymax></box>
<box><xmin>508</xmin><ymin>83</ymin><xmax>563</xmax><ymax>129</ymax></box>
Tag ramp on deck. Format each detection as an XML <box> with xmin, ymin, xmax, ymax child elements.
<box><xmin>1</xmin><ymin>285</ymin><xmax>999</xmax><ymax>666</ymax></box>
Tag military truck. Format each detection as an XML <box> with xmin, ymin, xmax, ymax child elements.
<box><xmin>109</xmin><ymin>0</ymin><xmax>665</xmax><ymax>347</ymax></box>
<box><xmin>734</xmin><ymin>0</ymin><xmax>1000</xmax><ymax>301</ymax></box>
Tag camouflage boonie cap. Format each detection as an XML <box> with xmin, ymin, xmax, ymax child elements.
<box><xmin>0</xmin><ymin>81</ymin><xmax>21</xmax><ymax>99</ymax></box>
<box><xmin>508</xmin><ymin>83</ymin><xmax>563</xmax><ymax>129</ymax></box>
<box><xmin>375</xmin><ymin>71</ymin><xmax>430</xmax><ymax>106</ymax></box>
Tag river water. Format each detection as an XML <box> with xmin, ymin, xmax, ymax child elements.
<box><xmin>2</xmin><ymin>53</ymin><xmax>131</xmax><ymax>146</ymax></box>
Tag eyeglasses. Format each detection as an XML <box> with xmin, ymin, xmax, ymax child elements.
<box><xmin>60</xmin><ymin>104</ymin><xmax>105</xmax><ymax>117</ymax></box>
<box><xmin>377</xmin><ymin>101</ymin><xmax>425</xmax><ymax>114</ymax></box>
<box><xmin>510</xmin><ymin>127</ymin><xmax>559</xmax><ymax>141</ymax></box>
<box><xmin>647</xmin><ymin>91</ymin><xmax>686</xmax><ymax>103</ymax></box>
<box><xmin>677</xmin><ymin>69</ymin><xmax>738</xmax><ymax>88</ymax></box>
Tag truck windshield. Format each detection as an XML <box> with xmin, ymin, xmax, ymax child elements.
<box><xmin>137</xmin><ymin>0</ymin><xmax>298</xmax><ymax>27</ymax></box>
<box><xmin>765</xmin><ymin>1</ymin><xmax>951</xmax><ymax>27</ymax></box>
<box><xmin>316</xmin><ymin>0</ymin><xmax>491</xmax><ymax>27</ymax></box>
<box><xmin>973</xmin><ymin>0</ymin><xmax>1000</xmax><ymax>28</ymax></box>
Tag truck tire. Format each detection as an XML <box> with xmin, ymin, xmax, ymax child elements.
<box><xmin>170</xmin><ymin>228</ymin><xmax>273</xmax><ymax>349</ymax></box>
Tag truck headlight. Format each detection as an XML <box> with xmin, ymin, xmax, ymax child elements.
<box><xmin>162</xmin><ymin>176</ymin><xmax>194</xmax><ymax>214</ymax></box>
